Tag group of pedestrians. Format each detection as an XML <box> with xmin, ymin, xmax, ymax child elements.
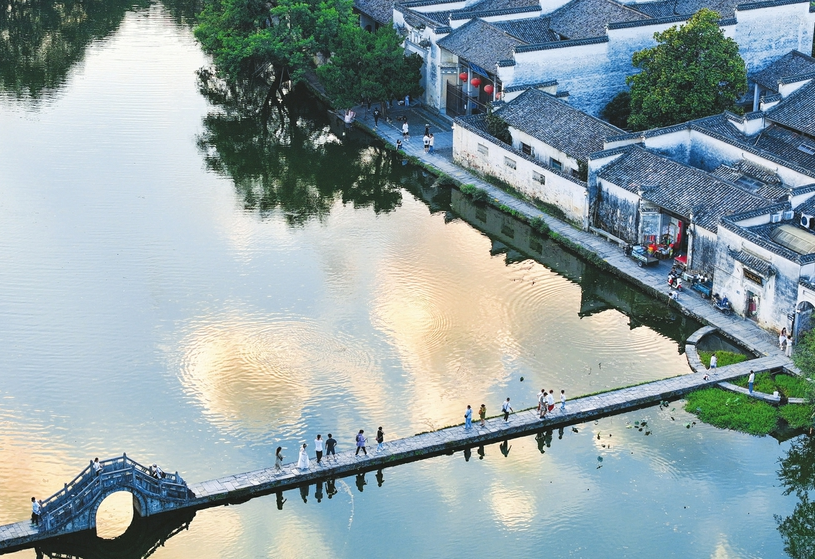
<box><xmin>536</xmin><ymin>389</ymin><xmax>566</xmax><ymax>419</ymax></box>
<box><xmin>275</xmin><ymin>427</ymin><xmax>387</xmax><ymax>473</ymax></box>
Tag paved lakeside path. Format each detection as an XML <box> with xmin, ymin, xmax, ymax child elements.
<box><xmin>351</xmin><ymin>104</ymin><xmax>790</xmax><ymax>365</ymax></box>
<box><xmin>0</xmin><ymin>352</ymin><xmax>787</xmax><ymax>552</ymax></box>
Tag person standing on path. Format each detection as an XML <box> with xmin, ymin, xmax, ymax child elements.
<box><xmin>748</xmin><ymin>370</ymin><xmax>755</xmax><ymax>394</ymax></box>
<box><xmin>779</xmin><ymin>328</ymin><xmax>787</xmax><ymax>351</ymax></box>
<box><xmin>536</xmin><ymin>388</ymin><xmax>545</xmax><ymax>413</ymax></box>
<box><xmin>402</xmin><ymin>121</ymin><xmax>409</xmax><ymax>140</ymax></box>
<box><xmin>560</xmin><ymin>390</ymin><xmax>566</xmax><ymax>411</ymax></box>
<box><xmin>325</xmin><ymin>434</ymin><xmax>338</xmax><ymax>461</ymax></box>
<box><xmin>274</xmin><ymin>447</ymin><xmax>284</xmax><ymax>471</ymax></box>
<box><xmin>373</xmin><ymin>107</ymin><xmax>380</xmax><ymax>128</ymax></box>
<box><xmin>538</xmin><ymin>390</ymin><xmax>548</xmax><ymax>419</ymax></box>
<box><xmin>92</xmin><ymin>457</ymin><xmax>102</xmax><ymax>476</ymax></box>
<box><xmin>428</xmin><ymin>133</ymin><xmax>435</xmax><ymax>154</ymax></box>
<box><xmin>710</xmin><ymin>353</ymin><xmax>717</xmax><ymax>369</ymax></box>
<box><xmin>396</xmin><ymin>139</ymin><xmax>403</xmax><ymax>151</ymax></box>
<box><xmin>314</xmin><ymin>434</ymin><xmax>324</xmax><ymax>465</ymax></box>
<box><xmin>502</xmin><ymin>398</ymin><xmax>513</xmax><ymax>422</ymax></box>
<box><xmin>464</xmin><ymin>405</ymin><xmax>472</xmax><ymax>429</ymax></box>
<box><xmin>547</xmin><ymin>390</ymin><xmax>555</xmax><ymax>413</ymax></box>
<box><xmin>355</xmin><ymin>430</ymin><xmax>367</xmax><ymax>456</ymax></box>
<box><xmin>786</xmin><ymin>335</ymin><xmax>793</xmax><ymax>357</ymax></box>
<box><xmin>31</xmin><ymin>497</ymin><xmax>41</xmax><ymax>525</ymax></box>
<box><xmin>297</xmin><ymin>443</ymin><xmax>310</xmax><ymax>471</ymax></box>
<box><xmin>375</xmin><ymin>427</ymin><xmax>385</xmax><ymax>452</ymax></box>
<box><xmin>423</xmin><ymin>133</ymin><xmax>430</xmax><ymax>153</ymax></box>
<box><xmin>479</xmin><ymin>404</ymin><xmax>486</xmax><ymax>427</ymax></box>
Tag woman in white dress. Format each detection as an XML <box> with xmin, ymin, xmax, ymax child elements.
<box><xmin>297</xmin><ymin>443</ymin><xmax>309</xmax><ymax>471</ymax></box>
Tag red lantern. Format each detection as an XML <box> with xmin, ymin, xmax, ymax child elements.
<box><xmin>470</xmin><ymin>77</ymin><xmax>481</xmax><ymax>87</ymax></box>
<box><xmin>483</xmin><ymin>84</ymin><xmax>494</xmax><ymax>94</ymax></box>
<box><xmin>459</xmin><ymin>72</ymin><xmax>468</xmax><ymax>81</ymax></box>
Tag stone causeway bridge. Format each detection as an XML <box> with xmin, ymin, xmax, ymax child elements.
<box><xmin>0</xmin><ymin>329</ymin><xmax>794</xmax><ymax>555</ymax></box>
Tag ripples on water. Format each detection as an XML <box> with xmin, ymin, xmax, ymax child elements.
<box><xmin>0</xmin><ymin>4</ymin><xmax>803</xmax><ymax>559</ymax></box>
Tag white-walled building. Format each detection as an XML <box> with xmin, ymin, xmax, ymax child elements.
<box><xmin>453</xmin><ymin>88</ymin><xmax>622</xmax><ymax>225</ymax></box>
<box><xmin>389</xmin><ymin>0</ymin><xmax>815</xmax><ymax>115</ymax></box>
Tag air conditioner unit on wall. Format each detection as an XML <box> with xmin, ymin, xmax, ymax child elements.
<box><xmin>801</xmin><ymin>214</ymin><xmax>814</xmax><ymax>229</ymax></box>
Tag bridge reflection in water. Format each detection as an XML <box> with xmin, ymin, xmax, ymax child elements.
<box><xmin>33</xmin><ymin>509</ymin><xmax>195</xmax><ymax>559</ymax></box>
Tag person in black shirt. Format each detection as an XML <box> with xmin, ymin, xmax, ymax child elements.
<box><xmin>325</xmin><ymin>433</ymin><xmax>338</xmax><ymax>461</ymax></box>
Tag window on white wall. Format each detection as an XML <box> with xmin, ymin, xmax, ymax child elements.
<box><xmin>521</xmin><ymin>143</ymin><xmax>533</xmax><ymax>156</ymax></box>
<box><xmin>550</xmin><ymin>159</ymin><xmax>562</xmax><ymax>171</ymax></box>
<box><xmin>477</xmin><ymin>143</ymin><xmax>489</xmax><ymax>155</ymax></box>
<box><xmin>504</xmin><ymin>157</ymin><xmax>516</xmax><ymax>170</ymax></box>
<box><xmin>532</xmin><ymin>171</ymin><xmax>545</xmax><ymax>184</ymax></box>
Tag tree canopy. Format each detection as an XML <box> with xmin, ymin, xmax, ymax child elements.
<box><xmin>626</xmin><ymin>8</ymin><xmax>747</xmax><ymax>130</ymax></box>
<box><xmin>316</xmin><ymin>23</ymin><xmax>423</xmax><ymax>109</ymax></box>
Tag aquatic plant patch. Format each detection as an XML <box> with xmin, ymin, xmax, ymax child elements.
<box><xmin>684</xmin><ymin>388</ymin><xmax>779</xmax><ymax>436</ymax></box>
<box><xmin>697</xmin><ymin>350</ymin><xmax>749</xmax><ymax>368</ymax></box>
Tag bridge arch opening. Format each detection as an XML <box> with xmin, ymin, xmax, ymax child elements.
<box><xmin>94</xmin><ymin>490</ymin><xmax>140</xmax><ymax>539</ymax></box>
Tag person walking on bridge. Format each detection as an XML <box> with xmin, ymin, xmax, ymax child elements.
<box><xmin>315</xmin><ymin>434</ymin><xmax>324</xmax><ymax>465</ymax></box>
<box><xmin>375</xmin><ymin>427</ymin><xmax>385</xmax><ymax>452</ymax></box>
<box><xmin>502</xmin><ymin>398</ymin><xmax>513</xmax><ymax>422</ymax></box>
<box><xmin>297</xmin><ymin>443</ymin><xmax>310</xmax><ymax>471</ymax></box>
<box><xmin>92</xmin><ymin>457</ymin><xmax>102</xmax><ymax>476</ymax></box>
<box><xmin>355</xmin><ymin>430</ymin><xmax>367</xmax><ymax>456</ymax></box>
<box><xmin>325</xmin><ymin>434</ymin><xmax>338</xmax><ymax>461</ymax></box>
<box><xmin>479</xmin><ymin>404</ymin><xmax>487</xmax><ymax>427</ymax></box>
<box><xmin>275</xmin><ymin>447</ymin><xmax>284</xmax><ymax>471</ymax></box>
<box><xmin>31</xmin><ymin>497</ymin><xmax>41</xmax><ymax>525</ymax></box>
<box><xmin>464</xmin><ymin>405</ymin><xmax>473</xmax><ymax>429</ymax></box>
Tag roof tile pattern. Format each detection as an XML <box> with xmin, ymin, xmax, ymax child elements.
<box><xmin>766</xmin><ymin>80</ymin><xmax>815</xmax><ymax>139</ymax></box>
<box><xmin>494</xmin><ymin>17</ymin><xmax>559</xmax><ymax>42</ymax></box>
<box><xmin>355</xmin><ymin>0</ymin><xmax>396</xmax><ymax>23</ymax></box>
<box><xmin>437</xmin><ymin>18</ymin><xmax>525</xmax><ymax>70</ymax></box>
<box><xmin>598</xmin><ymin>146</ymin><xmax>770</xmax><ymax>230</ymax></box>
<box><xmin>630</xmin><ymin>0</ymin><xmax>740</xmax><ymax>17</ymax></box>
<box><xmin>548</xmin><ymin>0</ymin><xmax>649</xmax><ymax>39</ymax></box>
<box><xmin>752</xmin><ymin>50</ymin><xmax>815</xmax><ymax>91</ymax></box>
<box><xmin>495</xmin><ymin>89</ymin><xmax>622</xmax><ymax>160</ymax></box>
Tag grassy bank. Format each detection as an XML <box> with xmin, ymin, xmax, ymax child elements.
<box><xmin>685</xmin><ymin>387</ymin><xmax>811</xmax><ymax>435</ymax></box>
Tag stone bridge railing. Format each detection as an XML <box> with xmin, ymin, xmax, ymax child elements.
<box><xmin>39</xmin><ymin>453</ymin><xmax>191</xmax><ymax>533</ymax></box>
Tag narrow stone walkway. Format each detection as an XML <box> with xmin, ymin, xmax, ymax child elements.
<box><xmin>187</xmin><ymin>354</ymin><xmax>786</xmax><ymax>507</ymax></box>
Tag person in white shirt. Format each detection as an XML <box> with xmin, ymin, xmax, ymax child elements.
<box><xmin>402</xmin><ymin>121</ymin><xmax>409</xmax><ymax>140</ymax></box>
<box><xmin>560</xmin><ymin>390</ymin><xmax>566</xmax><ymax>411</ymax></box>
<box><xmin>709</xmin><ymin>353</ymin><xmax>717</xmax><ymax>369</ymax></box>
<box><xmin>502</xmin><ymin>398</ymin><xmax>513</xmax><ymax>421</ymax></box>
<box><xmin>314</xmin><ymin>435</ymin><xmax>324</xmax><ymax>465</ymax></box>
<box><xmin>31</xmin><ymin>497</ymin><xmax>42</xmax><ymax>525</ymax></box>
<box><xmin>546</xmin><ymin>390</ymin><xmax>555</xmax><ymax>412</ymax></box>
<box><xmin>92</xmin><ymin>457</ymin><xmax>103</xmax><ymax>476</ymax></box>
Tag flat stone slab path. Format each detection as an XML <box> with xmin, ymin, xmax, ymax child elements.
<box><xmin>0</xmin><ymin>353</ymin><xmax>787</xmax><ymax>552</ymax></box>
<box><xmin>186</xmin><ymin>354</ymin><xmax>786</xmax><ymax>505</ymax></box>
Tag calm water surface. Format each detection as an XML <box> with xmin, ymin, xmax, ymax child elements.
<box><xmin>0</xmin><ymin>4</ymin><xmax>808</xmax><ymax>558</ymax></box>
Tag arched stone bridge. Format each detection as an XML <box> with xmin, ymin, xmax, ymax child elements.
<box><xmin>38</xmin><ymin>454</ymin><xmax>192</xmax><ymax>534</ymax></box>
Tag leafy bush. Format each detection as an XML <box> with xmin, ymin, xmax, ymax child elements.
<box><xmin>698</xmin><ymin>350</ymin><xmax>749</xmax><ymax>368</ymax></box>
<box><xmin>471</xmin><ymin>188</ymin><xmax>490</xmax><ymax>203</ymax></box>
<box><xmin>433</xmin><ymin>175</ymin><xmax>460</xmax><ymax>189</ymax></box>
<box><xmin>684</xmin><ymin>388</ymin><xmax>779</xmax><ymax>436</ymax></box>
<box><xmin>530</xmin><ymin>217</ymin><xmax>550</xmax><ymax>237</ymax></box>
<box><xmin>460</xmin><ymin>184</ymin><xmax>477</xmax><ymax>196</ymax></box>
<box><xmin>775</xmin><ymin>374</ymin><xmax>812</xmax><ymax>399</ymax></box>
<box><xmin>779</xmin><ymin>404</ymin><xmax>814</xmax><ymax>429</ymax></box>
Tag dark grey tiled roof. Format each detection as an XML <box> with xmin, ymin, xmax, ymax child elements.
<box><xmin>437</xmin><ymin>18</ymin><xmax>524</xmax><ymax>71</ymax></box>
<box><xmin>355</xmin><ymin>0</ymin><xmax>395</xmax><ymax>22</ymax></box>
<box><xmin>737</xmin><ymin>0</ymin><xmax>811</xmax><ymax>10</ymax></box>
<box><xmin>464</xmin><ymin>0</ymin><xmax>541</xmax><ymax>12</ymax></box>
<box><xmin>494</xmin><ymin>88</ymin><xmax>623</xmax><ymax>160</ymax></box>
<box><xmin>494</xmin><ymin>17</ymin><xmax>559</xmax><ymax>42</ymax></box>
<box><xmin>766</xmin><ymin>80</ymin><xmax>815</xmax><ymax>139</ymax></box>
<box><xmin>692</xmin><ymin>114</ymin><xmax>815</xmax><ymax>175</ymax></box>
<box><xmin>752</xmin><ymin>50</ymin><xmax>815</xmax><ymax>91</ymax></box>
<box><xmin>597</xmin><ymin>146</ymin><xmax>770</xmax><ymax>230</ymax></box>
<box><xmin>631</xmin><ymin>0</ymin><xmax>740</xmax><ymax>17</ymax></box>
<box><xmin>728</xmin><ymin>249</ymin><xmax>775</xmax><ymax>276</ymax></box>
<box><xmin>503</xmin><ymin>79</ymin><xmax>558</xmax><ymax>93</ymax></box>
<box><xmin>548</xmin><ymin>0</ymin><xmax>649</xmax><ymax>39</ymax></box>
<box><xmin>710</xmin><ymin>160</ymin><xmax>788</xmax><ymax>200</ymax></box>
<box><xmin>720</xmin><ymin>218</ymin><xmax>815</xmax><ymax>264</ymax></box>
<box><xmin>419</xmin><ymin>9</ymin><xmax>454</xmax><ymax>24</ymax></box>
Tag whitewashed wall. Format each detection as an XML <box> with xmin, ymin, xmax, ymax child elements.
<box><xmin>453</xmin><ymin>123</ymin><xmax>589</xmax><ymax>225</ymax></box>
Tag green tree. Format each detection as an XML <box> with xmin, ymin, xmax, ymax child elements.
<box><xmin>484</xmin><ymin>103</ymin><xmax>511</xmax><ymax>144</ymax></box>
<box><xmin>601</xmin><ymin>90</ymin><xmax>631</xmax><ymax>129</ymax></box>
<box><xmin>792</xmin><ymin>330</ymin><xmax>815</xmax><ymax>426</ymax></box>
<box><xmin>317</xmin><ymin>23</ymin><xmax>423</xmax><ymax>109</ymax></box>
<box><xmin>194</xmin><ymin>0</ymin><xmax>353</xmax><ymax>100</ymax></box>
<box><xmin>776</xmin><ymin>437</ymin><xmax>815</xmax><ymax>559</ymax></box>
<box><xmin>626</xmin><ymin>9</ymin><xmax>747</xmax><ymax>130</ymax></box>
